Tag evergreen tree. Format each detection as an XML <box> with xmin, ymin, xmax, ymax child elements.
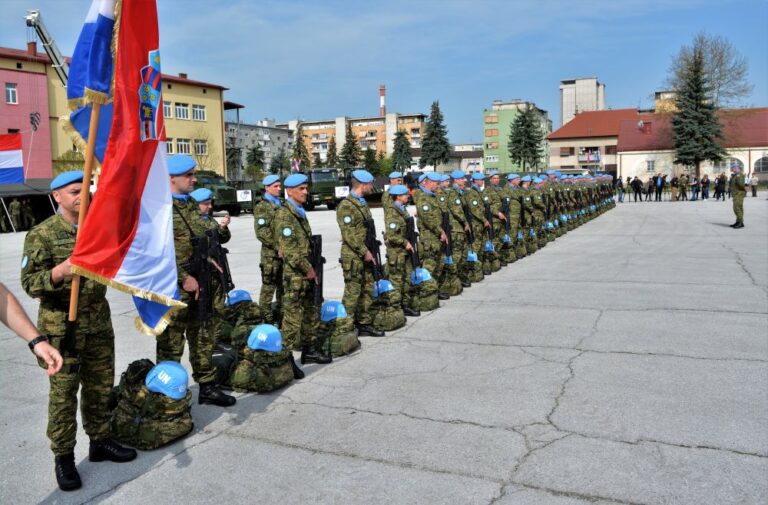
<box><xmin>419</xmin><ymin>101</ymin><xmax>451</xmax><ymax>170</ymax></box>
<box><xmin>378</xmin><ymin>156</ymin><xmax>394</xmax><ymax>177</ymax></box>
<box><xmin>313</xmin><ymin>152</ymin><xmax>324</xmax><ymax>168</ymax></box>
<box><xmin>292</xmin><ymin>122</ymin><xmax>311</xmax><ymax>171</ymax></box>
<box><xmin>672</xmin><ymin>44</ymin><xmax>726</xmax><ymax>178</ymax></box>
<box><xmin>339</xmin><ymin>122</ymin><xmax>361</xmax><ymax>174</ymax></box>
<box><xmin>326</xmin><ymin>136</ymin><xmax>339</xmax><ymax>167</ymax></box>
<box><xmin>391</xmin><ymin>130</ymin><xmax>412</xmax><ymax>171</ymax></box>
<box><xmin>270</xmin><ymin>147</ymin><xmax>290</xmax><ymax>177</ymax></box>
<box><xmin>246</xmin><ymin>144</ymin><xmax>264</xmax><ymax>169</ymax></box>
<box><xmin>363</xmin><ymin>147</ymin><xmax>378</xmax><ymax>175</ymax></box>
<box><xmin>508</xmin><ymin>105</ymin><xmax>544</xmax><ymax>172</ymax></box>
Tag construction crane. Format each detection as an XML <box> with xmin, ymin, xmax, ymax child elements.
<box><xmin>25</xmin><ymin>9</ymin><xmax>69</xmax><ymax>86</ymax></box>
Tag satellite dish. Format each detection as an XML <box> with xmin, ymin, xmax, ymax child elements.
<box><xmin>637</xmin><ymin>120</ymin><xmax>645</xmax><ymax>129</ymax></box>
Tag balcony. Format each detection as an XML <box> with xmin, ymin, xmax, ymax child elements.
<box><xmin>578</xmin><ymin>151</ymin><xmax>600</xmax><ymax>163</ymax></box>
<box><xmin>311</xmin><ymin>135</ymin><xmax>328</xmax><ymax>143</ymax></box>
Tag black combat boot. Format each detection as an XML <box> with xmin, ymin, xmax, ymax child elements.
<box><xmin>461</xmin><ymin>280</ymin><xmax>471</xmax><ymax>288</ymax></box>
<box><xmin>54</xmin><ymin>453</ymin><xmax>81</xmax><ymax>491</ymax></box>
<box><xmin>289</xmin><ymin>354</ymin><xmax>305</xmax><ymax>379</ymax></box>
<box><xmin>438</xmin><ymin>292</ymin><xmax>450</xmax><ymax>300</ymax></box>
<box><xmin>734</xmin><ymin>221</ymin><xmax>744</xmax><ymax>228</ymax></box>
<box><xmin>403</xmin><ymin>306</ymin><xmax>421</xmax><ymax>317</ymax></box>
<box><xmin>89</xmin><ymin>439</ymin><xmax>137</xmax><ymax>463</ymax></box>
<box><xmin>301</xmin><ymin>346</ymin><xmax>332</xmax><ymax>364</ymax></box>
<box><xmin>198</xmin><ymin>383</ymin><xmax>236</xmax><ymax>407</ymax></box>
<box><xmin>357</xmin><ymin>325</ymin><xmax>385</xmax><ymax>337</ymax></box>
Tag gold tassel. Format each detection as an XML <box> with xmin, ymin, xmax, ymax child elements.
<box><xmin>134</xmin><ymin>312</ymin><xmax>173</xmax><ymax>336</ymax></box>
<box><xmin>110</xmin><ymin>0</ymin><xmax>124</xmax><ymax>96</ymax></box>
<box><xmin>71</xmin><ymin>265</ymin><xmax>187</xmax><ymax>308</ymax></box>
<box><xmin>83</xmin><ymin>88</ymin><xmax>110</xmax><ymax>105</ymax></box>
<box><xmin>60</xmin><ymin>115</ymin><xmax>103</xmax><ymax>173</ymax></box>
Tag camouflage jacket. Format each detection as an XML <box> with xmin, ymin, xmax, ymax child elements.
<box><xmin>273</xmin><ymin>199</ymin><xmax>313</xmax><ymax>276</ymax></box>
<box><xmin>384</xmin><ymin>203</ymin><xmax>409</xmax><ymax>254</ymax></box>
<box><xmin>21</xmin><ymin>213</ymin><xmax>111</xmax><ymax>336</ymax></box>
<box><xmin>413</xmin><ymin>187</ymin><xmax>444</xmax><ymax>242</ymax></box>
<box><xmin>172</xmin><ymin>196</ymin><xmax>210</xmax><ymax>282</ymax></box>
<box><xmin>201</xmin><ymin>215</ymin><xmax>231</xmax><ymax>243</ymax></box>
<box><xmin>499</xmin><ymin>185</ymin><xmax>521</xmax><ymax>229</ymax></box>
<box><xmin>440</xmin><ymin>187</ymin><xmax>466</xmax><ymax>232</ymax></box>
<box><xmin>465</xmin><ymin>186</ymin><xmax>488</xmax><ymax>225</ymax></box>
<box><xmin>253</xmin><ymin>198</ymin><xmax>281</xmax><ymax>257</ymax></box>
<box><xmin>732</xmin><ymin>173</ymin><xmax>746</xmax><ymax>195</ymax></box>
<box><xmin>531</xmin><ymin>188</ymin><xmax>546</xmax><ymax>218</ymax></box>
<box><xmin>519</xmin><ymin>188</ymin><xmax>535</xmax><ymax>224</ymax></box>
<box><xmin>336</xmin><ymin>194</ymin><xmax>372</xmax><ymax>259</ymax></box>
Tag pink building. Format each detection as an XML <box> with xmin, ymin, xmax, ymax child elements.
<box><xmin>0</xmin><ymin>45</ymin><xmax>53</xmax><ymax>180</ymax></box>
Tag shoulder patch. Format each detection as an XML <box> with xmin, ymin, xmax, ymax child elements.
<box><xmin>422</xmin><ymin>204</ymin><xmax>429</xmax><ymax>211</ymax></box>
<box><xmin>439</xmin><ymin>196</ymin><xmax>445</xmax><ymax>202</ymax></box>
<box><xmin>343</xmin><ymin>215</ymin><xmax>352</xmax><ymax>224</ymax></box>
<box><xmin>20</xmin><ymin>255</ymin><xmax>28</xmax><ymax>269</ymax></box>
<box><xmin>472</xmin><ymin>200</ymin><xmax>478</xmax><ymax>205</ymax></box>
<box><xmin>282</xmin><ymin>227</ymin><xmax>292</xmax><ymax>237</ymax></box>
<box><xmin>455</xmin><ymin>198</ymin><xmax>461</xmax><ymax>205</ymax></box>
<box><xmin>257</xmin><ymin>218</ymin><xmax>266</xmax><ymax>226</ymax></box>
<box><xmin>483</xmin><ymin>196</ymin><xmax>489</xmax><ymax>201</ymax></box>
<box><xmin>389</xmin><ymin>222</ymin><xmax>397</xmax><ymax>229</ymax></box>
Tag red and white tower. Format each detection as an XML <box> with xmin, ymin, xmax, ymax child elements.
<box><xmin>379</xmin><ymin>84</ymin><xmax>386</xmax><ymax>116</ymax></box>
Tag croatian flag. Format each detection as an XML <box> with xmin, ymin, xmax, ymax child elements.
<box><xmin>0</xmin><ymin>133</ymin><xmax>24</xmax><ymax>184</ymax></box>
<box><xmin>68</xmin><ymin>0</ymin><xmax>184</xmax><ymax>335</ymax></box>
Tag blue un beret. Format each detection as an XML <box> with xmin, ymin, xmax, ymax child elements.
<box><xmin>190</xmin><ymin>188</ymin><xmax>213</xmax><ymax>202</ymax></box>
<box><xmin>262</xmin><ymin>174</ymin><xmax>280</xmax><ymax>186</ymax></box>
<box><xmin>425</xmin><ymin>172</ymin><xmax>442</xmax><ymax>182</ymax></box>
<box><xmin>389</xmin><ymin>184</ymin><xmax>408</xmax><ymax>196</ymax></box>
<box><xmin>50</xmin><ymin>170</ymin><xmax>84</xmax><ymax>191</ymax></box>
<box><xmin>450</xmin><ymin>169</ymin><xmax>466</xmax><ymax>179</ymax></box>
<box><xmin>351</xmin><ymin>169</ymin><xmax>374</xmax><ymax>183</ymax></box>
<box><xmin>471</xmin><ymin>172</ymin><xmax>485</xmax><ymax>181</ymax></box>
<box><xmin>488</xmin><ymin>170</ymin><xmax>499</xmax><ymax>177</ymax></box>
<box><xmin>418</xmin><ymin>174</ymin><xmax>427</xmax><ymax>183</ymax></box>
<box><xmin>521</xmin><ymin>175</ymin><xmax>532</xmax><ymax>182</ymax></box>
<box><xmin>167</xmin><ymin>155</ymin><xmax>196</xmax><ymax>176</ymax></box>
<box><xmin>507</xmin><ymin>173</ymin><xmax>520</xmax><ymax>180</ymax></box>
<box><xmin>284</xmin><ymin>173</ymin><xmax>308</xmax><ymax>187</ymax></box>
<box><xmin>388</xmin><ymin>171</ymin><xmax>403</xmax><ymax>179</ymax></box>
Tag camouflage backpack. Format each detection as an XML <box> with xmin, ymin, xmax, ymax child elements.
<box><xmin>230</xmin><ymin>302</ymin><xmax>264</xmax><ymax>349</ymax></box>
<box><xmin>110</xmin><ymin>359</ymin><xmax>193</xmax><ymax>450</ymax></box>
<box><xmin>411</xmin><ymin>276</ymin><xmax>439</xmax><ymax>312</ymax></box>
<box><xmin>440</xmin><ymin>263</ymin><xmax>463</xmax><ymax>297</ymax></box>
<box><xmin>373</xmin><ymin>290</ymin><xmax>406</xmax><ymax>332</ymax></box>
<box><xmin>320</xmin><ymin>317</ymin><xmax>360</xmax><ymax>357</ymax></box>
<box><xmin>212</xmin><ymin>341</ymin><xmax>238</xmax><ymax>387</ymax></box>
<box><xmin>230</xmin><ymin>348</ymin><xmax>293</xmax><ymax>393</ymax></box>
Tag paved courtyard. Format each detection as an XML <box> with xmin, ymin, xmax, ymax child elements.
<box><xmin>1</xmin><ymin>197</ymin><xmax>766</xmax><ymax>505</ymax></box>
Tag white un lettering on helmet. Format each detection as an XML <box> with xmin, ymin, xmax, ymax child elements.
<box><xmin>257</xmin><ymin>332</ymin><xmax>268</xmax><ymax>342</ymax></box>
<box><xmin>157</xmin><ymin>370</ymin><xmax>172</xmax><ymax>384</ymax></box>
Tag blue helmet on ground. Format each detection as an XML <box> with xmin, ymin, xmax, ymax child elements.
<box><xmin>145</xmin><ymin>361</ymin><xmax>188</xmax><ymax>400</ymax></box>
<box><xmin>484</xmin><ymin>240</ymin><xmax>495</xmax><ymax>252</ymax></box>
<box><xmin>443</xmin><ymin>254</ymin><xmax>454</xmax><ymax>266</ymax></box>
<box><xmin>373</xmin><ymin>279</ymin><xmax>395</xmax><ymax>297</ymax></box>
<box><xmin>466</xmin><ymin>249</ymin><xmax>478</xmax><ymax>262</ymax></box>
<box><xmin>410</xmin><ymin>267</ymin><xmax>433</xmax><ymax>285</ymax></box>
<box><xmin>502</xmin><ymin>234</ymin><xmax>511</xmax><ymax>244</ymax></box>
<box><xmin>225</xmin><ymin>289</ymin><xmax>252</xmax><ymax>306</ymax></box>
<box><xmin>321</xmin><ymin>301</ymin><xmax>348</xmax><ymax>322</ymax></box>
<box><xmin>247</xmin><ymin>324</ymin><xmax>283</xmax><ymax>353</ymax></box>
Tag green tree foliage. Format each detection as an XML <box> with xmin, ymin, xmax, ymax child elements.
<box><xmin>672</xmin><ymin>43</ymin><xmax>726</xmax><ymax>178</ymax></box>
<box><xmin>53</xmin><ymin>149</ymin><xmax>85</xmax><ymax>175</ymax></box>
<box><xmin>378</xmin><ymin>156</ymin><xmax>393</xmax><ymax>177</ymax></box>
<box><xmin>508</xmin><ymin>105</ymin><xmax>544</xmax><ymax>171</ymax></box>
<box><xmin>313</xmin><ymin>152</ymin><xmax>324</xmax><ymax>168</ymax></box>
<box><xmin>391</xmin><ymin>130</ymin><xmax>412</xmax><ymax>171</ymax></box>
<box><xmin>326</xmin><ymin>136</ymin><xmax>339</xmax><ymax>167</ymax></box>
<box><xmin>339</xmin><ymin>122</ymin><xmax>361</xmax><ymax>174</ymax></box>
<box><xmin>270</xmin><ymin>147</ymin><xmax>291</xmax><ymax>177</ymax></box>
<box><xmin>363</xmin><ymin>147</ymin><xmax>379</xmax><ymax>175</ymax></box>
<box><xmin>419</xmin><ymin>101</ymin><xmax>451</xmax><ymax>170</ymax></box>
<box><xmin>246</xmin><ymin>144</ymin><xmax>264</xmax><ymax>169</ymax></box>
<box><xmin>292</xmin><ymin>122</ymin><xmax>311</xmax><ymax>171</ymax></box>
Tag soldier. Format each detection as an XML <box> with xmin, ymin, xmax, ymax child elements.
<box><xmin>730</xmin><ymin>164</ymin><xmax>746</xmax><ymax>228</ymax></box>
<box><xmin>274</xmin><ymin>173</ymin><xmax>331</xmax><ymax>378</ymax></box>
<box><xmin>337</xmin><ymin>169</ymin><xmax>385</xmax><ymax>336</ymax></box>
<box><xmin>21</xmin><ymin>171</ymin><xmax>136</xmax><ymax>491</ymax></box>
<box><xmin>507</xmin><ymin>174</ymin><xmax>528</xmax><ymax>259</ymax></box>
<box><xmin>253</xmin><ymin>174</ymin><xmax>283</xmax><ymax>323</ymax></box>
<box><xmin>498</xmin><ymin>174</ymin><xmax>521</xmax><ymax>264</ymax></box>
<box><xmin>414</xmin><ymin>172</ymin><xmax>450</xmax><ymax>299</ymax></box>
<box><xmin>382</xmin><ymin>171</ymin><xmax>404</xmax><ymax>212</ymax></box>
<box><xmin>383</xmin><ymin>184</ymin><xmax>420</xmax><ymax>317</ymax></box>
<box><xmin>487</xmin><ymin>171</ymin><xmax>508</xmax><ymax>267</ymax></box>
<box><xmin>519</xmin><ymin>176</ymin><xmax>538</xmax><ymax>255</ymax></box>
<box><xmin>532</xmin><ymin>177</ymin><xmax>549</xmax><ymax>249</ymax></box>
<box><xmin>22</xmin><ymin>198</ymin><xmax>36</xmax><ymax>230</ymax></box>
<box><xmin>449</xmin><ymin>170</ymin><xmax>474</xmax><ymax>286</ymax></box>
<box><xmin>9</xmin><ymin>197</ymin><xmax>22</xmax><ymax>231</ymax></box>
<box><xmin>436</xmin><ymin>174</ymin><xmax>464</xmax><ymax>295</ymax></box>
<box><xmin>157</xmin><ymin>155</ymin><xmax>236</xmax><ymax>407</ymax></box>
<box><xmin>465</xmin><ymin>172</ymin><xmax>495</xmax><ymax>276</ymax></box>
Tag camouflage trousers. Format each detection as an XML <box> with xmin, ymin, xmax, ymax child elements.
<box><xmin>452</xmin><ymin>231</ymin><xmax>470</xmax><ymax>283</ymax></box>
<box><xmin>733</xmin><ymin>192</ymin><xmax>744</xmax><ymax>222</ymax></box>
<box><xmin>341</xmin><ymin>254</ymin><xmax>376</xmax><ymax>326</ymax></box>
<box><xmin>420</xmin><ymin>236</ymin><xmax>445</xmax><ymax>289</ymax></box>
<box><xmin>281</xmin><ymin>271</ymin><xmax>321</xmax><ymax>351</ymax></box>
<box><xmin>386</xmin><ymin>250</ymin><xmax>414</xmax><ymax>308</ymax></box>
<box><xmin>259</xmin><ymin>252</ymin><xmax>283</xmax><ymax>324</ymax></box>
<box><xmin>156</xmin><ymin>290</ymin><xmax>216</xmax><ymax>385</ymax></box>
<box><xmin>45</xmin><ymin>329</ymin><xmax>115</xmax><ymax>456</ymax></box>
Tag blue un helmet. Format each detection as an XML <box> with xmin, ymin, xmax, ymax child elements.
<box><xmin>502</xmin><ymin>233</ymin><xmax>511</xmax><ymax>244</ymax></box>
<box><xmin>443</xmin><ymin>253</ymin><xmax>454</xmax><ymax>266</ymax></box>
<box><xmin>517</xmin><ymin>230</ymin><xmax>524</xmax><ymax>241</ymax></box>
<box><xmin>321</xmin><ymin>300</ymin><xmax>348</xmax><ymax>322</ymax></box>
<box><xmin>484</xmin><ymin>239</ymin><xmax>495</xmax><ymax>252</ymax></box>
<box><xmin>410</xmin><ymin>267</ymin><xmax>433</xmax><ymax>285</ymax></box>
<box><xmin>466</xmin><ymin>249</ymin><xmax>478</xmax><ymax>262</ymax></box>
<box><xmin>145</xmin><ymin>361</ymin><xmax>189</xmax><ymax>400</ymax></box>
<box><xmin>373</xmin><ymin>279</ymin><xmax>395</xmax><ymax>298</ymax></box>
<box><xmin>247</xmin><ymin>324</ymin><xmax>283</xmax><ymax>353</ymax></box>
<box><xmin>225</xmin><ymin>289</ymin><xmax>252</xmax><ymax>307</ymax></box>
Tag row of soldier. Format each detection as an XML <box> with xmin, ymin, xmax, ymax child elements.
<box><xmin>18</xmin><ymin>156</ymin><xmax>615</xmax><ymax>492</ymax></box>
<box><xmin>1</xmin><ymin>197</ymin><xmax>36</xmax><ymax>232</ymax></box>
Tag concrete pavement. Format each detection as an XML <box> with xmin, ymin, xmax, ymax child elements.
<box><xmin>1</xmin><ymin>197</ymin><xmax>766</xmax><ymax>504</ymax></box>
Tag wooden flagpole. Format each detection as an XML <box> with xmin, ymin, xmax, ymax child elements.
<box><xmin>67</xmin><ymin>102</ymin><xmax>102</xmax><ymax>322</ymax></box>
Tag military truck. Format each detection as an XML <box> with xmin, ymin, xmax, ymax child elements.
<box><xmin>195</xmin><ymin>170</ymin><xmax>241</xmax><ymax>215</ymax></box>
<box><xmin>306</xmin><ymin>168</ymin><xmax>342</xmax><ymax>210</ymax></box>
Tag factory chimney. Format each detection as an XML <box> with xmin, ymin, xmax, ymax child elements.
<box><xmin>379</xmin><ymin>84</ymin><xmax>386</xmax><ymax>116</ymax></box>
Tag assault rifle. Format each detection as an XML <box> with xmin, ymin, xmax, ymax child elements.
<box><xmin>483</xmin><ymin>201</ymin><xmax>495</xmax><ymax>241</ymax></box>
<box><xmin>441</xmin><ymin>211</ymin><xmax>454</xmax><ymax>263</ymax></box>
<box><xmin>405</xmin><ymin>216</ymin><xmax>421</xmax><ymax>269</ymax></box>
<box><xmin>189</xmin><ymin>227</ymin><xmax>234</xmax><ymax>325</ymax></box>
<box><xmin>364</xmin><ymin>218</ymin><xmax>384</xmax><ymax>281</ymax></box>
<box><xmin>309</xmin><ymin>234</ymin><xmax>325</xmax><ymax>307</ymax></box>
<box><xmin>500</xmin><ymin>197</ymin><xmax>512</xmax><ymax>244</ymax></box>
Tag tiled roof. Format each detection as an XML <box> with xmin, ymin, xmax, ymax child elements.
<box><xmin>548</xmin><ymin>108</ymin><xmax>654</xmax><ymax>140</ymax></box>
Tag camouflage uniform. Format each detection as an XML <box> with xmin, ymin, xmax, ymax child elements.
<box><xmin>732</xmin><ymin>172</ymin><xmax>746</xmax><ymax>223</ymax></box>
<box><xmin>337</xmin><ymin>193</ymin><xmax>376</xmax><ymax>326</ymax></box>
<box><xmin>274</xmin><ymin>199</ymin><xmax>321</xmax><ymax>351</ymax></box>
<box><xmin>201</xmin><ymin>213</ymin><xmax>231</xmax><ymax>342</ymax></box>
<box><xmin>413</xmin><ymin>187</ymin><xmax>445</xmax><ymax>286</ymax></box>
<box><xmin>498</xmin><ymin>183</ymin><xmax>520</xmax><ymax>264</ymax></box>
<box><xmin>21</xmin><ymin>213</ymin><xmax>114</xmax><ymax>456</ymax></box>
<box><xmin>445</xmin><ymin>186</ymin><xmax>471</xmax><ymax>283</ymax></box>
<box><xmin>253</xmin><ymin>196</ymin><xmax>283</xmax><ymax>323</ymax></box>
<box><xmin>488</xmin><ymin>184</ymin><xmax>507</xmax><ymax>267</ymax></box>
<box><xmin>384</xmin><ymin>201</ymin><xmax>414</xmax><ymax>309</ymax></box>
<box><xmin>436</xmin><ymin>187</ymin><xmax>462</xmax><ymax>295</ymax></box>
<box><xmin>156</xmin><ymin>196</ymin><xmax>217</xmax><ymax>385</ymax></box>
<box><xmin>9</xmin><ymin>198</ymin><xmax>22</xmax><ymax>231</ymax></box>
<box><xmin>519</xmin><ymin>188</ymin><xmax>538</xmax><ymax>254</ymax></box>
<box><xmin>532</xmin><ymin>187</ymin><xmax>548</xmax><ymax>248</ymax></box>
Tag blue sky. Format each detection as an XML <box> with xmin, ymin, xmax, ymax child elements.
<box><xmin>2</xmin><ymin>0</ymin><xmax>765</xmax><ymax>143</ymax></box>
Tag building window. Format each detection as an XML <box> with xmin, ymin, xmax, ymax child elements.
<box><xmin>560</xmin><ymin>147</ymin><xmax>574</xmax><ymax>157</ymax></box>
<box><xmin>5</xmin><ymin>83</ymin><xmax>18</xmax><ymax>104</ymax></box>
<box><xmin>192</xmin><ymin>105</ymin><xmax>206</xmax><ymax>121</ymax></box>
<box><xmin>163</xmin><ymin>101</ymin><xmax>172</xmax><ymax>118</ymax></box>
<box><xmin>175</xmin><ymin>103</ymin><xmax>189</xmax><ymax>120</ymax></box>
<box><xmin>166</xmin><ymin>138</ymin><xmax>173</xmax><ymax>154</ymax></box>
<box><xmin>484</xmin><ymin>129</ymin><xmax>499</xmax><ymax>137</ymax></box>
<box><xmin>194</xmin><ymin>139</ymin><xmax>208</xmax><ymax>156</ymax></box>
<box><xmin>485</xmin><ymin>142</ymin><xmax>498</xmax><ymax>150</ymax></box>
<box><xmin>485</xmin><ymin>155</ymin><xmax>499</xmax><ymax>163</ymax></box>
<box><xmin>755</xmin><ymin>157</ymin><xmax>768</xmax><ymax>173</ymax></box>
<box><xmin>7</xmin><ymin>128</ymin><xmax>19</xmax><ymax>134</ymax></box>
<box><xmin>713</xmin><ymin>157</ymin><xmax>743</xmax><ymax>173</ymax></box>
<box><xmin>646</xmin><ymin>160</ymin><xmax>655</xmax><ymax>172</ymax></box>
<box><xmin>605</xmin><ymin>145</ymin><xmax>617</xmax><ymax>155</ymax></box>
<box><xmin>176</xmin><ymin>138</ymin><xmax>191</xmax><ymax>154</ymax></box>
<box><xmin>485</xmin><ymin>114</ymin><xmax>498</xmax><ymax>124</ymax></box>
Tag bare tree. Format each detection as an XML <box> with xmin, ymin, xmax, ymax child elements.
<box><xmin>667</xmin><ymin>32</ymin><xmax>753</xmax><ymax>108</ymax></box>
<box><xmin>191</xmin><ymin>126</ymin><xmax>219</xmax><ymax>172</ymax></box>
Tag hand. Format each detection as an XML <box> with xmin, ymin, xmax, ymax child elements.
<box><xmin>464</xmin><ymin>223</ymin><xmax>470</xmax><ymax>232</ymax></box>
<box><xmin>277</xmin><ymin>249</ymin><xmax>284</xmax><ymax>259</ymax></box>
<box><xmin>363</xmin><ymin>250</ymin><xmax>375</xmax><ymax>263</ymax></box>
<box><xmin>405</xmin><ymin>241</ymin><xmax>414</xmax><ymax>253</ymax></box>
<box><xmin>51</xmin><ymin>258</ymin><xmax>73</xmax><ymax>285</ymax></box>
<box><xmin>33</xmin><ymin>341</ymin><xmax>63</xmax><ymax>376</ymax></box>
<box><xmin>305</xmin><ymin>267</ymin><xmax>318</xmax><ymax>284</ymax></box>
<box><xmin>182</xmin><ymin>275</ymin><xmax>199</xmax><ymax>300</ymax></box>
<box><xmin>220</xmin><ymin>215</ymin><xmax>231</xmax><ymax>227</ymax></box>
<box><xmin>483</xmin><ymin>220</ymin><xmax>490</xmax><ymax>228</ymax></box>
<box><xmin>209</xmin><ymin>258</ymin><xmax>224</xmax><ymax>274</ymax></box>
<box><xmin>439</xmin><ymin>231</ymin><xmax>448</xmax><ymax>243</ymax></box>
<box><xmin>498</xmin><ymin>212</ymin><xmax>506</xmax><ymax>221</ymax></box>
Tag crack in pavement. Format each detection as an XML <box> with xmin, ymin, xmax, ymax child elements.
<box><xmin>721</xmin><ymin>242</ymin><xmax>768</xmax><ymax>295</ymax></box>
